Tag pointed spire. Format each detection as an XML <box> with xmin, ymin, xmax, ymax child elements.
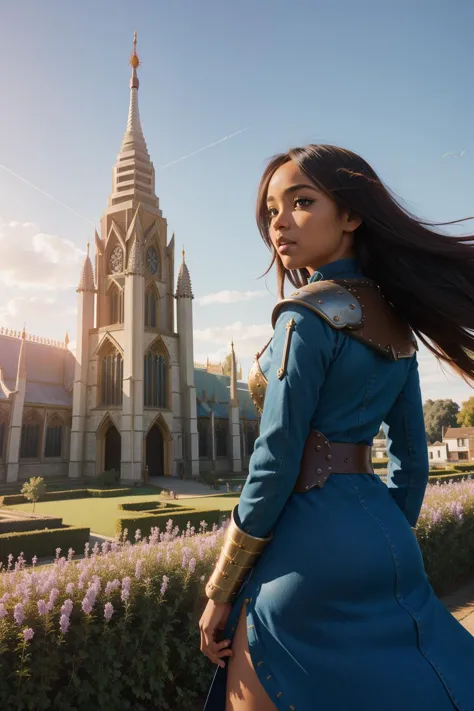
<box><xmin>109</xmin><ymin>33</ymin><xmax>158</xmax><ymax>208</ymax></box>
<box><xmin>16</xmin><ymin>325</ymin><xmax>27</xmax><ymax>385</ymax></box>
<box><xmin>77</xmin><ymin>243</ymin><xmax>96</xmax><ymax>292</ymax></box>
<box><xmin>230</xmin><ymin>340</ymin><xmax>238</xmax><ymax>405</ymax></box>
<box><xmin>64</xmin><ymin>331</ymin><xmax>70</xmax><ymax>347</ymax></box>
<box><xmin>175</xmin><ymin>245</ymin><xmax>194</xmax><ymax>298</ymax></box>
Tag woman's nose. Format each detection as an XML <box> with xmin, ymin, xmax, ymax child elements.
<box><xmin>273</xmin><ymin>209</ymin><xmax>290</xmax><ymax>231</ymax></box>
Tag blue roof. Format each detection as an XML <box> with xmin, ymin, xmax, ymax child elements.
<box><xmin>194</xmin><ymin>368</ymin><xmax>258</xmax><ymax>421</ymax></box>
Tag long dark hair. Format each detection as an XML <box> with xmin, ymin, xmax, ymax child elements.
<box><xmin>256</xmin><ymin>144</ymin><xmax>474</xmax><ymax>383</ymax></box>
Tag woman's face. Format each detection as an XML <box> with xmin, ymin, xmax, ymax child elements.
<box><xmin>265</xmin><ymin>160</ymin><xmax>360</xmax><ymax>275</ymax></box>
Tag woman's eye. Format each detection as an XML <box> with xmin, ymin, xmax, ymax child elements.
<box><xmin>294</xmin><ymin>197</ymin><xmax>313</xmax><ymax>208</ymax></box>
<box><xmin>267</xmin><ymin>207</ymin><xmax>278</xmax><ymax>218</ymax></box>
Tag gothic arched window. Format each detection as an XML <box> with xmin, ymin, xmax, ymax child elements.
<box><xmin>144</xmin><ymin>344</ymin><xmax>167</xmax><ymax>408</ymax></box>
<box><xmin>20</xmin><ymin>410</ymin><xmax>42</xmax><ymax>459</ymax></box>
<box><xmin>100</xmin><ymin>343</ymin><xmax>123</xmax><ymax>406</ymax></box>
<box><xmin>145</xmin><ymin>285</ymin><xmax>158</xmax><ymax>328</ymax></box>
<box><xmin>44</xmin><ymin>413</ymin><xmax>63</xmax><ymax>458</ymax></box>
<box><xmin>109</xmin><ymin>284</ymin><xmax>124</xmax><ymax>325</ymax></box>
<box><xmin>215</xmin><ymin>419</ymin><xmax>228</xmax><ymax>457</ymax></box>
<box><xmin>198</xmin><ymin>418</ymin><xmax>210</xmax><ymax>457</ymax></box>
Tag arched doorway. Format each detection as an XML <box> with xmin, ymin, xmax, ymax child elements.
<box><xmin>146</xmin><ymin>425</ymin><xmax>164</xmax><ymax>477</ymax></box>
<box><xmin>104</xmin><ymin>425</ymin><xmax>121</xmax><ymax>473</ymax></box>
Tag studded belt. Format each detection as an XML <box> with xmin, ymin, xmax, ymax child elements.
<box><xmin>294</xmin><ymin>430</ymin><xmax>374</xmax><ymax>492</ymax></box>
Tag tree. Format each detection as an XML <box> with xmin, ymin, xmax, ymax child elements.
<box><xmin>21</xmin><ymin>476</ymin><xmax>46</xmax><ymax>513</ymax></box>
<box><xmin>457</xmin><ymin>397</ymin><xmax>474</xmax><ymax>427</ymax></box>
<box><xmin>222</xmin><ymin>353</ymin><xmax>232</xmax><ymax>377</ymax></box>
<box><xmin>423</xmin><ymin>399</ymin><xmax>460</xmax><ymax>443</ymax></box>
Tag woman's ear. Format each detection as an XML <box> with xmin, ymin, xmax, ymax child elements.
<box><xmin>344</xmin><ymin>210</ymin><xmax>363</xmax><ymax>233</ymax></box>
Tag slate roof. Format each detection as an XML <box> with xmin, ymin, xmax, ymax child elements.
<box><xmin>194</xmin><ymin>368</ymin><xmax>258</xmax><ymax>421</ymax></box>
<box><xmin>0</xmin><ymin>335</ymin><xmax>74</xmax><ymax>406</ymax></box>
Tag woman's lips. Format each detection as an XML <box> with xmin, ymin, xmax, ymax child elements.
<box><xmin>278</xmin><ymin>242</ymin><xmax>296</xmax><ymax>254</ymax></box>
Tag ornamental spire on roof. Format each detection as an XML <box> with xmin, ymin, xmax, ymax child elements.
<box><xmin>109</xmin><ymin>32</ymin><xmax>158</xmax><ymax>208</ymax></box>
<box><xmin>77</xmin><ymin>242</ymin><xmax>96</xmax><ymax>293</ymax></box>
<box><xmin>175</xmin><ymin>243</ymin><xmax>194</xmax><ymax>299</ymax></box>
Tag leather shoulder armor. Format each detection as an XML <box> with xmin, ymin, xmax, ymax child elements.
<box><xmin>271</xmin><ymin>278</ymin><xmax>417</xmax><ymax>360</ymax></box>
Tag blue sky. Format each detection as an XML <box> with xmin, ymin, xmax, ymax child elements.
<box><xmin>1</xmin><ymin>0</ymin><xmax>474</xmax><ymax>404</ymax></box>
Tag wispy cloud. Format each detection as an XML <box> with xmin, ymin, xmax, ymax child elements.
<box><xmin>0</xmin><ymin>223</ymin><xmax>84</xmax><ymax>290</ymax></box>
<box><xmin>0</xmin><ymin>163</ymin><xmax>95</xmax><ymax>226</ymax></box>
<box><xmin>157</xmin><ymin>128</ymin><xmax>249</xmax><ymax>169</ymax></box>
<box><xmin>193</xmin><ymin>321</ymin><xmax>272</xmax><ymax>361</ymax></box>
<box><xmin>197</xmin><ymin>289</ymin><xmax>269</xmax><ymax>306</ymax></box>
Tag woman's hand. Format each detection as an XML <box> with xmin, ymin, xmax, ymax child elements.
<box><xmin>199</xmin><ymin>598</ymin><xmax>233</xmax><ymax>668</ymax></box>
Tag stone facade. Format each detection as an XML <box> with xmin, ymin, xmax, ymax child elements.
<box><xmin>0</xmin><ymin>36</ymin><xmax>259</xmax><ymax>485</ymax></box>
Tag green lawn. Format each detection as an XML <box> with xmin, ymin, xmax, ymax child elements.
<box><xmin>11</xmin><ymin>493</ymin><xmax>238</xmax><ymax>538</ymax></box>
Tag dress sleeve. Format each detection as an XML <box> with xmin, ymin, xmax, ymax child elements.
<box><xmin>236</xmin><ymin>303</ymin><xmax>335</xmax><ymax>538</ymax></box>
<box><xmin>382</xmin><ymin>355</ymin><xmax>429</xmax><ymax>528</ymax></box>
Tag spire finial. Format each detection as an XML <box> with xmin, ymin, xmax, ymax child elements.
<box><xmin>130</xmin><ymin>31</ymin><xmax>139</xmax><ymax>67</ymax></box>
<box><xmin>65</xmin><ymin>331</ymin><xmax>70</xmax><ymax>347</ymax></box>
<box><xmin>182</xmin><ymin>245</ymin><xmax>185</xmax><ymax>262</ymax></box>
<box><xmin>86</xmin><ymin>242</ymin><xmax>90</xmax><ymax>258</ymax></box>
<box><xmin>22</xmin><ymin>323</ymin><xmax>26</xmax><ymax>339</ymax></box>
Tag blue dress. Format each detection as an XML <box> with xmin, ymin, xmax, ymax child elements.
<box><xmin>204</xmin><ymin>258</ymin><xmax>474</xmax><ymax>711</ymax></box>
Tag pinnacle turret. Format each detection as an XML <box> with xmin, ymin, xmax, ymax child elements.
<box><xmin>77</xmin><ymin>243</ymin><xmax>96</xmax><ymax>293</ymax></box>
<box><xmin>175</xmin><ymin>247</ymin><xmax>194</xmax><ymax>299</ymax></box>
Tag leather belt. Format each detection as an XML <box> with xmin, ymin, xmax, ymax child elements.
<box><xmin>294</xmin><ymin>430</ymin><xmax>374</xmax><ymax>493</ymax></box>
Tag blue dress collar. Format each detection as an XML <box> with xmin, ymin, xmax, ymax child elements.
<box><xmin>308</xmin><ymin>257</ymin><xmax>364</xmax><ymax>283</ymax></box>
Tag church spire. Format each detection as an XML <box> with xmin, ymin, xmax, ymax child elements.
<box><xmin>175</xmin><ymin>244</ymin><xmax>194</xmax><ymax>299</ymax></box>
<box><xmin>230</xmin><ymin>340</ymin><xmax>238</xmax><ymax>405</ymax></box>
<box><xmin>109</xmin><ymin>32</ymin><xmax>158</xmax><ymax>208</ymax></box>
<box><xmin>77</xmin><ymin>242</ymin><xmax>96</xmax><ymax>293</ymax></box>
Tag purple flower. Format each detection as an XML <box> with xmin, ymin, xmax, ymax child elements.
<box><xmin>66</xmin><ymin>582</ymin><xmax>75</xmax><ymax>595</ymax></box>
<box><xmin>0</xmin><ymin>603</ymin><xmax>7</xmax><ymax>619</ymax></box>
<box><xmin>135</xmin><ymin>559</ymin><xmax>142</xmax><ymax>580</ymax></box>
<box><xmin>134</xmin><ymin>529</ymin><xmax>142</xmax><ymax>542</ymax></box>
<box><xmin>37</xmin><ymin>599</ymin><xmax>48</xmax><ymax>616</ymax></box>
<box><xmin>121</xmin><ymin>576</ymin><xmax>131</xmax><ymax>603</ymax></box>
<box><xmin>105</xmin><ymin>579</ymin><xmax>120</xmax><ymax>596</ymax></box>
<box><xmin>104</xmin><ymin>602</ymin><xmax>114</xmax><ymax>622</ymax></box>
<box><xmin>55</xmin><ymin>547</ymin><xmax>61</xmax><ymax>559</ymax></box>
<box><xmin>48</xmin><ymin>588</ymin><xmax>60</xmax><ymax>608</ymax></box>
<box><xmin>59</xmin><ymin>614</ymin><xmax>70</xmax><ymax>634</ymax></box>
<box><xmin>23</xmin><ymin>627</ymin><xmax>34</xmax><ymax>642</ymax></box>
<box><xmin>81</xmin><ymin>596</ymin><xmax>94</xmax><ymax>615</ymax></box>
<box><xmin>32</xmin><ymin>556</ymin><xmax>38</xmax><ymax>567</ymax></box>
<box><xmin>61</xmin><ymin>599</ymin><xmax>73</xmax><ymax>617</ymax></box>
<box><xmin>160</xmin><ymin>575</ymin><xmax>169</xmax><ymax>596</ymax></box>
<box><xmin>188</xmin><ymin>558</ymin><xmax>197</xmax><ymax>574</ymax></box>
<box><xmin>67</xmin><ymin>548</ymin><xmax>75</xmax><ymax>560</ymax></box>
<box><xmin>14</xmin><ymin>603</ymin><xmax>25</xmax><ymax>625</ymax></box>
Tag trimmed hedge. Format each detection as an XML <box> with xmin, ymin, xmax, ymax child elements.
<box><xmin>117</xmin><ymin>500</ymin><xmax>181</xmax><ymax>512</ymax></box>
<box><xmin>0</xmin><ymin>525</ymin><xmax>90</xmax><ymax>563</ymax></box>
<box><xmin>0</xmin><ymin>517</ymin><xmax>63</xmax><ymax>534</ymax></box>
<box><xmin>116</xmin><ymin>508</ymin><xmax>224</xmax><ymax>540</ymax></box>
<box><xmin>0</xmin><ymin>488</ymin><xmax>133</xmax><ymax>506</ymax></box>
<box><xmin>428</xmin><ymin>472</ymin><xmax>472</xmax><ymax>484</ymax></box>
<box><xmin>372</xmin><ymin>458</ymin><xmax>389</xmax><ymax>469</ymax></box>
<box><xmin>453</xmin><ymin>463</ymin><xmax>474</xmax><ymax>472</ymax></box>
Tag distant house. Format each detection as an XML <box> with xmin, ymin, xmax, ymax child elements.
<box><xmin>442</xmin><ymin>427</ymin><xmax>474</xmax><ymax>462</ymax></box>
<box><xmin>427</xmin><ymin>441</ymin><xmax>449</xmax><ymax>464</ymax></box>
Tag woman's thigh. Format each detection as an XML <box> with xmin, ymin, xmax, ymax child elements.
<box><xmin>225</xmin><ymin>604</ymin><xmax>278</xmax><ymax>711</ymax></box>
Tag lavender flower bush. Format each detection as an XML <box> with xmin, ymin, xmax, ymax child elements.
<box><xmin>0</xmin><ymin>519</ymin><xmax>225</xmax><ymax>710</ymax></box>
<box><xmin>416</xmin><ymin>477</ymin><xmax>474</xmax><ymax>592</ymax></box>
<box><xmin>0</xmin><ymin>479</ymin><xmax>473</xmax><ymax>708</ymax></box>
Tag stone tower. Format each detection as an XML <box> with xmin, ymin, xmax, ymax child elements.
<box><xmin>68</xmin><ymin>33</ymin><xmax>196</xmax><ymax>483</ymax></box>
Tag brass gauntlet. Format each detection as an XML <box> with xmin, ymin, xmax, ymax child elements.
<box><xmin>205</xmin><ymin>506</ymin><xmax>272</xmax><ymax>603</ymax></box>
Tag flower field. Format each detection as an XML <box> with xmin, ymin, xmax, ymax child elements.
<box><xmin>0</xmin><ymin>521</ymin><xmax>221</xmax><ymax>710</ymax></box>
<box><xmin>0</xmin><ymin>478</ymin><xmax>473</xmax><ymax>708</ymax></box>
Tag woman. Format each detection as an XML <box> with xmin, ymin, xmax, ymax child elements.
<box><xmin>199</xmin><ymin>144</ymin><xmax>474</xmax><ymax>711</ymax></box>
